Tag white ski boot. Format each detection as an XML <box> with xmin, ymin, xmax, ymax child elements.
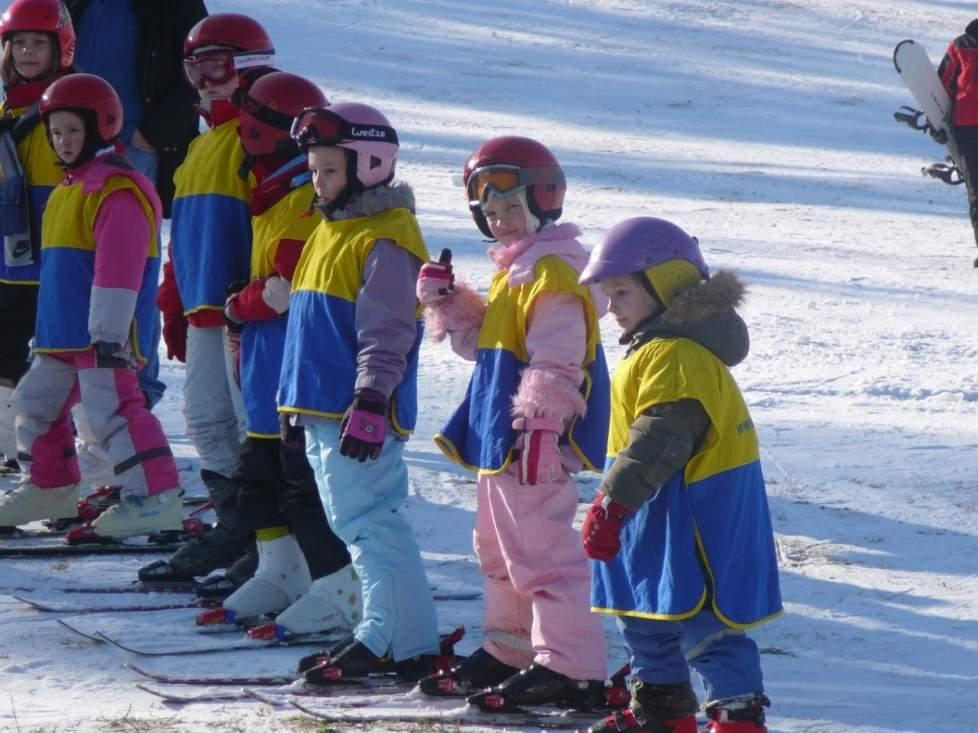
<box><xmin>274</xmin><ymin>564</ymin><xmax>362</xmax><ymax>635</ymax></box>
<box><xmin>0</xmin><ymin>384</ymin><xmax>16</xmax><ymax>461</ymax></box>
<box><xmin>90</xmin><ymin>489</ymin><xmax>183</xmax><ymax>537</ymax></box>
<box><xmin>220</xmin><ymin>533</ymin><xmax>312</xmax><ymax>621</ymax></box>
<box><xmin>0</xmin><ymin>481</ymin><xmax>79</xmax><ymax>526</ymax></box>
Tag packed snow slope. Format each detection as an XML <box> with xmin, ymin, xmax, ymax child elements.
<box><xmin>3</xmin><ymin>0</ymin><xmax>978</xmax><ymax>731</ymax></box>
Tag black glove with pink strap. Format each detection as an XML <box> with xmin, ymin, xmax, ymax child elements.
<box><xmin>339</xmin><ymin>388</ymin><xmax>388</xmax><ymax>462</ymax></box>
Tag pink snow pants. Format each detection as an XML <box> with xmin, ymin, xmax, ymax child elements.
<box><xmin>13</xmin><ymin>351</ymin><xmax>179</xmax><ymax>496</ymax></box>
<box><xmin>474</xmin><ymin>465</ymin><xmax>607</xmax><ymax>681</ymax></box>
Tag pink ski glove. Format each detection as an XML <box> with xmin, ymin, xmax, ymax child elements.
<box><xmin>416</xmin><ymin>248</ymin><xmax>454</xmax><ymax>306</ymax></box>
<box><xmin>512</xmin><ymin>415</ymin><xmax>564</xmax><ymax>485</ymax></box>
<box><xmin>339</xmin><ymin>389</ymin><xmax>387</xmax><ymax>462</ymax></box>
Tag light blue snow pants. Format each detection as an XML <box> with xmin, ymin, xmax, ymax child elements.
<box><xmin>619</xmin><ymin>610</ymin><xmax>764</xmax><ymax>701</ymax></box>
<box><xmin>304</xmin><ymin>420</ymin><xmax>439</xmax><ymax>661</ymax></box>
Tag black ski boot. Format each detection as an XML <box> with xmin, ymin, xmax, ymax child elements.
<box><xmin>418</xmin><ymin>646</ymin><xmax>517</xmax><ymax>697</ymax></box>
<box><xmin>302</xmin><ymin>641</ymin><xmax>399</xmax><ymax>684</ymax></box>
<box><xmin>138</xmin><ymin>524</ymin><xmax>253</xmax><ymax>583</ymax></box>
<box><xmin>701</xmin><ymin>693</ymin><xmax>770</xmax><ymax>733</ymax></box>
<box><xmin>468</xmin><ymin>663</ymin><xmax>605</xmax><ymax>712</ymax></box>
<box><xmin>194</xmin><ymin>545</ymin><xmax>258</xmax><ymax>600</ymax></box>
<box><xmin>138</xmin><ymin>471</ymin><xmax>250</xmax><ymax>583</ymax></box>
<box><xmin>296</xmin><ymin>633</ymin><xmax>357</xmax><ymax>675</ymax></box>
<box><xmin>303</xmin><ymin>627</ymin><xmax>464</xmax><ymax>685</ymax></box>
<box><xmin>587</xmin><ymin>680</ymin><xmax>698</xmax><ymax>733</ymax></box>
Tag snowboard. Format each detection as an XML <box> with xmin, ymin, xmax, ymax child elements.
<box><xmin>893</xmin><ymin>39</ymin><xmax>967</xmax><ymax>184</ymax></box>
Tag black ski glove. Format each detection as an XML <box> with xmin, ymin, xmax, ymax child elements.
<box><xmin>339</xmin><ymin>389</ymin><xmax>387</xmax><ymax>462</ymax></box>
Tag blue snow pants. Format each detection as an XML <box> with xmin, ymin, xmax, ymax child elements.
<box><xmin>619</xmin><ymin>610</ymin><xmax>764</xmax><ymax>701</ymax></box>
<box><xmin>304</xmin><ymin>420</ymin><xmax>439</xmax><ymax>661</ymax></box>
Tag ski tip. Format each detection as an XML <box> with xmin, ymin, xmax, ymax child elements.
<box><xmin>893</xmin><ymin>39</ymin><xmax>916</xmax><ymax>72</ymax></box>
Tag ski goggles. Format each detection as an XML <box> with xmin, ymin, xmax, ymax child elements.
<box><xmin>290</xmin><ymin>106</ymin><xmax>399</xmax><ymax>149</ymax></box>
<box><xmin>466</xmin><ymin>164</ymin><xmax>565</xmax><ymax>207</ymax></box>
<box><xmin>182</xmin><ymin>49</ymin><xmax>274</xmax><ymax>89</ymax></box>
<box><xmin>237</xmin><ymin>89</ymin><xmax>296</xmax><ymax>130</ymax></box>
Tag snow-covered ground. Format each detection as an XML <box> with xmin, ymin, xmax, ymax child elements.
<box><xmin>4</xmin><ymin>0</ymin><xmax>978</xmax><ymax>730</ymax></box>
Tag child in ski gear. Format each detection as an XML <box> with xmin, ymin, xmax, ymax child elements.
<box><xmin>0</xmin><ymin>73</ymin><xmax>181</xmax><ymax>537</ymax></box>
<box><xmin>939</xmin><ymin>21</ymin><xmax>978</xmax><ymax>257</ymax></box>
<box><xmin>0</xmin><ymin>0</ymin><xmax>75</xmax><ymax>468</ymax></box>
<box><xmin>418</xmin><ymin>136</ymin><xmax>610</xmax><ymax>710</ymax></box>
<box><xmin>200</xmin><ymin>71</ymin><xmax>359</xmax><ymax>638</ymax></box>
<box><xmin>141</xmin><ymin>13</ymin><xmax>273</xmax><ymax>585</ymax></box>
<box><xmin>577</xmin><ymin>217</ymin><xmax>781</xmax><ymax>733</ymax></box>
<box><xmin>280</xmin><ymin>102</ymin><xmax>439</xmax><ymax>682</ymax></box>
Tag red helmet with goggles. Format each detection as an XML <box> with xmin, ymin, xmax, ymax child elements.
<box><xmin>0</xmin><ymin>0</ymin><xmax>75</xmax><ymax>70</ymax></box>
<box><xmin>182</xmin><ymin>13</ymin><xmax>274</xmax><ymax>90</ymax></box>
<box><xmin>237</xmin><ymin>72</ymin><xmax>327</xmax><ymax>158</ymax></box>
<box><xmin>462</xmin><ymin>136</ymin><xmax>566</xmax><ymax>238</ymax></box>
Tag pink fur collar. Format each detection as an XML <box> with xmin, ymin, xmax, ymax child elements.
<box><xmin>487</xmin><ymin>222</ymin><xmax>584</xmax><ymax>280</ymax></box>
<box><xmin>485</xmin><ymin>222</ymin><xmax>607</xmax><ymax>315</ymax></box>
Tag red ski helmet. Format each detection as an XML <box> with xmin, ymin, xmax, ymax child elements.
<box><xmin>40</xmin><ymin>72</ymin><xmax>122</xmax><ymax>143</ymax></box>
<box><xmin>237</xmin><ymin>71</ymin><xmax>327</xmax><ymax>157</ymax></box>
<box><xmin>0</xmin><ymin>0</ymin><xmax>75</xmax><ymax>70</ymax></box>
<box><xmin>462</xmin><ymin>136</ymin><xmax>566</xmax><ymax>238</ymax></box>
<box><xmin>182</xmin><ymin>13</ymin><xmax>274</xmax><ymax>90</ymax></box>
<box><xmin>183</xmin><ymin>13</ymin><xmax>273</xmax><ymax>57</ymax></box>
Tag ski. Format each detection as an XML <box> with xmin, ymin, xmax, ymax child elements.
<box><xmin>97</xmin><ymin>627</ymin><xmax>343</xmax><ymax>656</ymax></box>
<box><xmin>56</xmin><ymin>607</ymin><xmax>250</xmax><ymax>646</ymax></box>
<box><xmin>289</xmin><ymin>697</ymin><xmax>610</xmax><ymax>730</ymax></box>
<box><xmin>127</xmin><ymin>662</ymin><xmax>295</xmax><ymax>687</ymax></box>
<box><xmin>893</xmin><ymin>39</ymin><xmax>968</xmax><ymax>183</ymax></box>
<box><xmin>8</xmin><ymin>581</ymin><xmax>197</xmax><ymax>595</ymax></box>
<box><xmin>13</xmin><ymin>588</ymin><xmax>480</xmax><ymax>614</ymax></box>
<box><xmin>15</xmin><ymin>592</ymin><xmax>205</xmax><ymax>614</ymax></box>
<box><xmin>135</xmin><ymin>676</ymin><xmax>406</xmax><ymax>703</ymax></box>
<box><xmin>0</xmin><ymin>538</ymin><xmax>183</xmax><ymax>558</ymax></box>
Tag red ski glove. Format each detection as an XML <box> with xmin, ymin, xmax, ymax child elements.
<box><xmin>581</xmin><ymin>493</ymin><xmax>633</xmax><ymax>562</ymax></box>
<box><xmin>339</xmin><ymin>389</ymin><xmax>388</xmax><ymax>462</ymax></box>
<box><xmin>511</xmin><ymin>414</ymin><xmax>563</xmax><ymax>486</ymax></box>
<box><xmin>161</xmin><ymin>310</ymin><xmax>188</xmax><ymax>363</ymax></box>
<box><xmin>157</xmin><ymin>258</ymin><xmax>187</xmax><ymax>362</ymax></box>
<box><xmin>416</xmin><ymin>248</ymin><xmax>454</xmax><ymax>306</ymax></box>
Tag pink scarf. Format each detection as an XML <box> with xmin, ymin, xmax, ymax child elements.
<box><xmin>487</xmin><ymin>222</ymin><xmax>608</xmax><ymax>315</ymax></box>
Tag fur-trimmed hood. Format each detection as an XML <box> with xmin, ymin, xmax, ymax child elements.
<box><xmin>355</xmin><ymin>181</ymin><xmax>415</xmax><ymax>216</ymax></box>
<box><xmin>626</xmin><ymin>269</ymin><xmax>750</xmax><ymax>367</ymax></box>
<box><xmin>325</xmin><ymin>181</ymin><xmax>415</xmax><ymax>219</ymax></box>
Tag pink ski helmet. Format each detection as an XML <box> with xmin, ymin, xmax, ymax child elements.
<box><xmin>291</xmin><ymin>101</ymin><xmax>399</xmax><ymax>189</ymax></box>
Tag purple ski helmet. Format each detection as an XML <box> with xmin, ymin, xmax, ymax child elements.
<box><xmin>580</xmin><ymin>217</ymin><xmax>710</xmax><ymax>306</ymax></box>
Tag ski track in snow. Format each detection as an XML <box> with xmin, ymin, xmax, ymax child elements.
<box><xmin>3</xmin><ymin>0</ymin><xmax>978</xmax><ymax>730</ymax></box>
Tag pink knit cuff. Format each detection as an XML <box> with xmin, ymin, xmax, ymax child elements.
<box><xmin>511</xmin><ymin>368</ymin><xmax>587</xmax><ymax>424</ymax></box>
<box><xmin>424</xmin><ymin>280</ymin><xmax>486</xmax><ymax>342</ymax></box>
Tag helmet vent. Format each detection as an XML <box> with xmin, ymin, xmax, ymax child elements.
<box><xmin>369</xmin><ymin>155</ymin><xmax>381</xmax><ymax>170</ymax></box>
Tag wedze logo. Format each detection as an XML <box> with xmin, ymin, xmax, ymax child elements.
<box><xmin>349</xmin><ymin>126</ymin><xmax>387</xmax><ymax>139</ymax></box>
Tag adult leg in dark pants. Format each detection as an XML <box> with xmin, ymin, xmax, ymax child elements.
<box><xmin>0</xmin><ymin>284</ymin><xmax>38</xmax><ymax>464</ymax></box>
<box><xmin>953</xmin><ymin>126</ymin><xmax>978</xmax><ymax>261</ymax></box>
